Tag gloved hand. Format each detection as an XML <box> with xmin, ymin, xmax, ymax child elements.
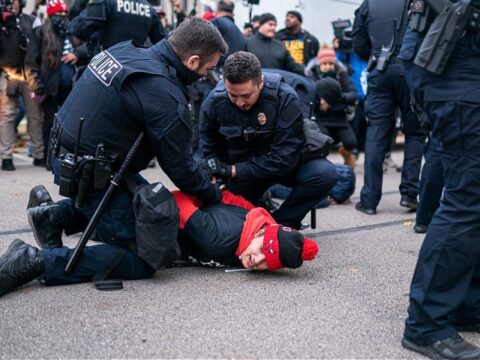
<box><xmin>206</xmin><ymin>158</ymin><xmax>232</xmax><ymax>179</ymax></box>
<box><xmin>30</xmin><ymin>88</ymin><xmax>46</xmax><ymax>104</ymax></box>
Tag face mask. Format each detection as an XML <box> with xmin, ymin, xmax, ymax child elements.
<box><xmin>51</xmin><ymin>15</ymin><xmax>68</xmax><ymax>37</ymax></box>
<box><xmin>321</xmin><ymin>69</ymin><xmax>337</xmax><ymax>78</ymax></box>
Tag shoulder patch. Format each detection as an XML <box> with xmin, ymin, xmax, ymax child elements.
<box><xmin>88</xmin><ymin>50</ymin><xmax>123</xmax><ymax>86</ymax></box>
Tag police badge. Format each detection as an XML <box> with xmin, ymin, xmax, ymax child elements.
<box><xmin>257</xmin><ymin>112</ymin><xmax>267</xmax><ymax>126</ymax></box>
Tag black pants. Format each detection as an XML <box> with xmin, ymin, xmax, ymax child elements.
<box><xmin>41</xmin><ymin>85</ymin><xmax>72</xmax><ymax>160</ymax></box>
<box><xmin>320</xmin><ymin>123</ymin><xmax>357</xmax><ymax>151</ymax></box>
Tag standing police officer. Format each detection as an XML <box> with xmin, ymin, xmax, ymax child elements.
<box><xmin>399</xmin><ymin>0</ymin><xmax>480</xmax><ymax>358</ymax></box>
<box><xmin>69</xmin><ymin>0</ymin><xmax>164</xmax><ymax>55</ymax></box>
<box><xmin>351</xmin><ymin>0</ymin><xmax>426</xmax><ymax>215</ymax></box>
<box><xmin>0</xmin><ymin>18</ymin><xmax>228</xmax><ymax>298</ymax></box>
<box><xmin>199</xmin><ymin>51</ymin><xmax>337</xmax><ymax>230</ymax></box>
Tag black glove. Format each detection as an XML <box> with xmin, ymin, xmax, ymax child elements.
<box><xmin>206</xmin><ymin>158</ymin><xmax>232</xmax><ymax>178</ymax></box>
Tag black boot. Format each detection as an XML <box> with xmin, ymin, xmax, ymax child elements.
<box><xmin>26</xmin><ymin>204</ymin><xmax>63</xmax><ymax>249</ymax></box>
<box><xmin>0</xmin><ymin>239</ymin><xmax>45</xmax><ymax>297</ymax></box>
<box><xmin>27</xmin><ymin>185</ymin><xmax>55</xmax><ymax>209</ymax></box>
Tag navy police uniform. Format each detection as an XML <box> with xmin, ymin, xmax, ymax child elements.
<box><xmin>189</xmin><ymin>15</ymin><xmax>246</xmax><ymax>151</ymax></box>
<box><xmin>401</xmin><ymin>2</ymin><xmax>480</xmax><ymax>345</ymax></box>
<box><xmin>199</xmin><ymin>73</ymin><xmax>337</xmax><ymax>229</ymax></box>
<box><xmin>352</xmin><ymin>0</ymin><xmax>426</xmax><ymax>212</ymax></box>
<box><xmin>211</xmin><ymin>15</ymin><xmax>246</xmax><ymax>67</ymax></box>
<box><xmin>69</xmin><ymin>0</ymin><xmax>164</xmax><ymax>52</ymax></box>
<box><xmin>42</xmin><ymin>40</ymin><xmax>221</xmax><ymax>286</ymax></box>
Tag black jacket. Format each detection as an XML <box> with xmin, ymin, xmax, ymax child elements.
<box><xmin>211</xmin><ymin>15</ymin><xmax>246</xmax><ymax>66</ymax></box>
<box><xmin>275</xmin><ymin>28</ymin><xmax>320</xmax><ymax>65</ymax></box>
<box><xmin>246</xmin><ymin>32</ymin><xmax>305</xmax><ymax>75</ymax></box>
<box><xmin>351</xmin><ymin>0</ymin><xmax>409</xmax><ymax>60</ymax></box>
<box><xmin>315</xmin><ymin>71</ymin><xmax>358</xmax><ymax>127</ymax></box>
<box><xmin>199</xmin><ymin>73</ymin><xmax>304</xmax><ymax>181</ymax></box>
<box><xmin>69</xmin><ymin>0</ymin><xmax>164</xmax><ymax>50</ymax></box>
<box><xmin>0</xmin><ymin>13</ymin><xmax>43</xmax><ymax>91</ymax></box>
<box><xmin>35</xmin><ymin>19</ymin><xmax>80</xmax><ymax>95</ymax></box>
<box><xmin>57</xmin><ymin>40</ymin><xmax>220</xmax><ymax>204</ymax></box>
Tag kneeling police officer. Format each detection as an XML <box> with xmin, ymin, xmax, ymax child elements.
<box><xmin>0</xmin><ymin>18</ymin><xmax>228</xmax><ymax>297</ymax></box>
<box><xmin>199</xmin><ymin>51</ymin><xmax>337</xmax><ymax>230</ymax></box>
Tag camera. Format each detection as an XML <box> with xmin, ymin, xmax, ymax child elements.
<box><xmin>332</xmin><ymin>19</ymin><xmax>353</xmax><ymax>52</ymax></box>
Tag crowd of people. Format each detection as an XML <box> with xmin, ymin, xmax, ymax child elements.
<box><xmin>1</xmin><ymin>0</ymin><xmax>480</xmax><ymax>358</ymax></box>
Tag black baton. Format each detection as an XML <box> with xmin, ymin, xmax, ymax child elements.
<box><xmin>64</xmin><ymin>133</ymin><xmax>144</xmax><ymax>275</ymax></box>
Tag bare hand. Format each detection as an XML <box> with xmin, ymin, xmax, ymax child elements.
<box><xmin>320</xmin><ymin>98</ymin><xmax>330</xmax><ymax>112</ymax></box>
<box><xmin>61</xmin><ymin>53</ymin><xmax>78</xmax><ymax>65</ymax></box>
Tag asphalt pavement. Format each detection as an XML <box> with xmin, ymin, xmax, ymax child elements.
<box><xmin>0</xmin><ymin>148</ymin><xmax>478</xmax><ymax>359</ymax></box>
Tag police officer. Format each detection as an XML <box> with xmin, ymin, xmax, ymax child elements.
<box><xmin>0</xmin><ymin>18</ymin><xmax>228</xmax><ymax>298</ymax></box>
<box><xmin>399</xmin><ymin>0</ymin><xmax>480</xmax><ymax>358</ymax></box>
<box><xmin>199</xmin><ymin>51</ymin><xmax>337</xmax><ymax>230</ymax></box>
<box><xmin>351</xmin><ymin>0</ymin><xmax>426</xmax><ymax>215</ymax></box>
<box><xmin>211</xmin><ymin>0</ymin><xmax>246</xmax><ymax>67</ymax></box>
<box><xmin>69</xmin><ymin>0</ymin><xmax>164</xmax><ymax>56</ymax></box>
<box><xmin>189</xmin><ymin>0</ymin><xmax>246</xmax><ymax>151</ymax></box>
<box><xmin>0</xmin><ymin>0</ymin><xmax>45</xmax><ymax>170</ymax></box>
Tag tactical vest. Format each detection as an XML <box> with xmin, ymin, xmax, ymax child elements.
<box><xmin>367</xmin><ymin>0</ymin><xmax>409</xmax><ymax>57</ymax></box>
<box><xmin>100</xmin><ymin>0</ymin><xmax>154</xmax><ymax>49</ymax></box>
<box><xmin>263</xmin><ymin>68</ymin><xmax>316</xmax><ymax>118</ymax></box>
<box><xmin>57</xmin><ymin>40</ymin><xmax>183</xmax><ymax>159</ymax></box>
<box><xmin>212</xmin><ymin>73</ymin><xmax>281</xmax><ymax>163</ymax></box>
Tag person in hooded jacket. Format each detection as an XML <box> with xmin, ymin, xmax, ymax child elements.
<box><xmin>310</xmin><ymin>47</ymin><xmax>358</xmax><ymax>168</ymax></box>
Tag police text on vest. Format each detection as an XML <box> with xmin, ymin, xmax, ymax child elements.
<box><xmin>88</xmin><ymin>50</ymin><xmax>123</xmax><ymax>86</ymax></box>
<box><xmin>116</xmin><ymin>0</ymin><xmax>150</xmax><ymax>17</ymax></box>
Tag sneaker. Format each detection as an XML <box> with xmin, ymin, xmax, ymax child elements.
<box><xmin>1</xmin><ymin>159</ymin><xmax>15</xmax><ymax>171</ymax></box>
<box><xmin>401</xmin><ymin>334</ymin><xmax>480</xmax><ymax>360</ymax></box>
<box><xmin>27</xmin><ymin>185</ymin><xmax>55</xmax><ymax>209</ymax></box>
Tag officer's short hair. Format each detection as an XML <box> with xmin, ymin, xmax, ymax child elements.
<box><xmin>169</xmin><ymin>17</ymin><xmax>228</xmax><ymax>65</ymax></box>
<box><xmin>223</xmin><ymin>51</ymin><xmax>262</xmax><ymax>85</ymax></box>
<box><xmin>217</xmin><ymin>0</ymin><xmax>234</xmax><ymax>13</ymax></box>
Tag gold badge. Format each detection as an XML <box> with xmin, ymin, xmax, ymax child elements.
<box><xmin>257</xmin><ymin>112</ymin><xmax>267</xmax><ymax>126</ymax></box>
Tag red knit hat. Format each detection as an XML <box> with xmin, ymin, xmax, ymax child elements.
<box><xmin>202</xmin><ymin>11</ymin><xmax>215</xmax><ymax>21</ymax></box>
<box><xmin>262</xmin><ymin>225</ymin><xmax>319</xmax><ymax>271</ymax></box>
<box><xmin>317</xmin><ymin>47</ymin><xmax>337</xmax><ymax>65</ymax></box>
<box><xmin>47</xmin><ymin>0</ymin><xmax>68</xmax><ymax>16</ymax></box>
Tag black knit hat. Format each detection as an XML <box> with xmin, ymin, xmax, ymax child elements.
<box><xmin>287</xmin><ymin>10</ymin><xmax>303</xmax><ymax>23</ymax></box>
<box><xmin>259</xmin><ymin>13</ymin><xmax>277</xmax><ymax>26</ymax></box>
<box><xmin>315</xmin><ymin>77</ymin><xmax>343</xmax><ymax>106</ymax></box>
<box><xmin>263</xmin><ymin>225</ymin><xmax>318</xmax><ymax>270</ymax></box>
